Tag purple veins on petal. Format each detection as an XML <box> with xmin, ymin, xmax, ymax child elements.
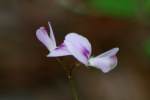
<box><xmin>47</xmin><ymin>43</ymin><xmax>71</xmax><ymax>57</ymax></box>
<box><xmin>64</xmin><ymin>33</ymin><xmax>92</xmax><ymax>65</ymax></box>
<box><xmin>55</xmin><ymin>43</ymin><xmax>65</xmax><ymax>50</ymax></box>
<box><xmin>82</xmin><ymin>47</ymin><xmax>90</xmax><ymax>59</ymax></box>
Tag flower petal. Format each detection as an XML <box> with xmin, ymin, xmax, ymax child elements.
<box><xmin>88</xmin><ymin>48</ymin><xmax>119</xmax><ymax>73</ymax></box>
<box><xmin>47</xmin><ymin>43</ymin><xmax>71</xmax><ymax>57</ymax></box>
<box><xmin>97</xmin><ymin>48</ymin><xmax>119</xmax><ymax>58</ymax></box>
<box><xmin>48</xmin><ymin>22</ymin><xmax>56</xmax><ymax>49</ymax></box>
<box><xmin>64</xmin><ymin>33</ymin><xmax>92</xmax><ymax>65</ymax></box>
<box><xmin>36</xmin><ymin>27</ymin><xmax>53</xmax><ymax>51</ymax></box>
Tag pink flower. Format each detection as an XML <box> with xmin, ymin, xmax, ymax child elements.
<box><xmin>36</xmin><ymin>22</ymin><xmax>119</xmax><ymax>73</ymax></box>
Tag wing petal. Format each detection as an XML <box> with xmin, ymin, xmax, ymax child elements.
<box><xmin>89</xmin><ymin>48</ymin><xmax>119</xmax><ymax>73</ymax></box>
<box><xmin>36</xmin><ymin>27</ymin><xmax>53</xmax><ymax>51</ymax></box>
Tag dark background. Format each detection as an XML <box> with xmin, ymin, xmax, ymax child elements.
<box><xmin>0</xmin><ymin>0</ymin><xmax>150</xmax><ymax>100</ymax></box>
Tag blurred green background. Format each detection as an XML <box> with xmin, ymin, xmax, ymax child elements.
<box><xmin>0</xmin><ymin>0</ymin><xmax>150</xmax><ymax>100</ymax></box>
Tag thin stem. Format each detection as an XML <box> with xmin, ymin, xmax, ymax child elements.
<box><xmin>68</xmin><ymin>74</ymin><xmax>79</xmax><ymax>100</ymax></box>
<box><xmin>56</xmin><ymin>58</ymin><xmax>79</xmax><ymax>100</ymax></box>
<box><xmin>68</xmin><ymin>62</ymin><xmax>80</xmax><ymax>100</ymax></box>
<box><xmin>56</xmin><ymin>58</ymin><xmax>69</xmax><ymax>74</ymax></box>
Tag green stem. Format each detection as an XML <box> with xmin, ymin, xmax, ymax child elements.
<box><xmin>68</xmin><ymin>75</ymin><xmax>79</xmax><ymax>100</ymax></box>
<box><xmin>56</xmin><ymin>58</ymin><xmax>79</xmax><ymax>100</ymax></box>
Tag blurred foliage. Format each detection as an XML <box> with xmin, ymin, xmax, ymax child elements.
<box><xmin>87</xmin><ymin>0</ymin><xmax>150</xmax><ymax>17</ymax></box>
<box><xmin>144</xmin><ymin>38</ymin><xmax>150</xmax><ymax>56</ymax></box>
<box><xmin>144</xmin><ymin>0</ymin><xmax>150</xmax><ymax>14</ymax></box>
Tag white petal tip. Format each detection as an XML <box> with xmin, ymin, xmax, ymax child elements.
<box><xmin>110</xmin><ymin>47</ymin><xmax>119</xmax><ymax>54</ymax></box>
<box><xmin>114</xmin><ymin>47</ymin><xmax>119</xmax><ymax>52</ymax></box>
<box><xmin>48</xmin><ymin>21</ymin><xmax>51</xmax><ymax>25</ymax></box>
